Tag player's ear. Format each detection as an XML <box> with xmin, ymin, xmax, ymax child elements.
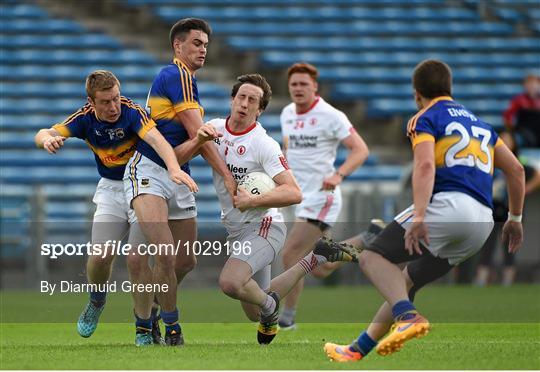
<box><xmin>414</xmin><ymin>91</ymin><xmax>423</xmax><ymax>109</ymax></box>
<box><xmin>87</xmin><ymin>96</ymin><xmax>95</xmax><ymax>107</ymax></box>
<box><xmin>173</xmin><ymin>38</ymin><xmax>182</xmax><ymax>55</ymax></box>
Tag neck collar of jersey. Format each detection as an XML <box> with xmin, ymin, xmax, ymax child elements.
<box><xmin>296</xmin><ymin>96</ymin><xmax>320</xmax><ymax>115</ymax></box>
<box><xmin>226</xmin><ymin>116</ymin><xmax>257</xmax><ymax>136</ymax></box>
<box><xmin>173</xmin><ymin>58</ymin><xmax>194</xmax><ymax>74</ymax></box>
<box><xmin>428</xmin><ymin>96</ymin><xmax>453</xmax><ymax>105</ymax></box>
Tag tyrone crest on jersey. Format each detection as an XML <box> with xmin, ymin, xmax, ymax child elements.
<box><xmin>237</xmin><ymin>145</ymin><xmax>246</xmax><ymax>156</ymax></box>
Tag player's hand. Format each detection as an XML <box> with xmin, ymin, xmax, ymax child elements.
<box><xmin>197</xmin><ymin>123</ymin><xmax>222</xmax><ymax>144</ymax></box>
<box><xmin>321</xmin><ymin>173</ymin><xmax>342</xmax><ymax>191</ymax></box>
<box><xmin>233</xmin><ymin>186</ymin><xmax>253</xmax><ymax>212</ymax></box>
<box><xmin>502</xmin><ymin>220</ymin><xmax>523</xmax><ymax>253</ymax></box>
<box><xmin>43</xmin><ymin>136</ymin><xmax>66</xmax><ymax>154</ymax></box>
<box><xmin>404</xmin><ymin>217</ymin><xmax>429</xmax><ymax>255</ymax></box>
<box><xmin>224</xmin><ymin>175</ymin><xmax>237</xmax><ymax>198</ymax></box>
<box><xmin>169</xmin><ymin>168</ymin><xmax>199</xmax><ymax>193</ymax></box>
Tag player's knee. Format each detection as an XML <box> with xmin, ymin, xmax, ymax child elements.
<box><xmin>126</xmin><ymin>255</ymin><xmax>145</xmax><ymax>278</ymax></box>
<box><xmin>357</xmin><ymin>249</ymin><xmax>383</xmax><ymax>271</ymax></box>
<box><xmin>175</xmin><ymin>256</ymin><xmax>197</xmax><ymax>277</ymax></box>
<box><xmin>219</xmin><ymin>276</ymin><xmax>242</xmax><ymax>299</ymax></box>
<box><xmin>88</xmin><ymin>251</ymin><xmax>114</xmax><ymax>269</ymax></box>
<box><xmin>154</xmin><ymin>254</ymin><xmax>176</xmax><ymax>272</ymax></box>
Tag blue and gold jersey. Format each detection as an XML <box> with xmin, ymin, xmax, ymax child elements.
<box><xmin>53</xmin><ymin>96</ymin><xmax>156</xmax><ymax>180</ymax></box>
<box><xmin>137</xmin><ymin>58</ymin><xmax>204</xmax><ymax>172</ymax></box>
<box><xmin>408</xmin><ymin>96</ymin><xmax>504</xmax><ymax>208</ymax></box>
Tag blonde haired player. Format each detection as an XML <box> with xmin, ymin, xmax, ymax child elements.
<box><xmin>34</xmin><ymin>70</ymin><xmax>197</xmax><ymax>342</ymax></box>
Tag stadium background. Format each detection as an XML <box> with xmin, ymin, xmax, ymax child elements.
<box><xmin>1</xmin><ymin>0</ymin><xmax>539</xmax><ymax>291</ymax></box>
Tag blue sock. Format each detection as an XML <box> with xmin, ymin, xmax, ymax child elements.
<box><xmin>392</xmin><ymin>300</ymin><xmax>416</xmax><ymax>320</ymax></box>
<box><xmin>135</xmin><ymin>315</ymin><xmax>152</xmax><ymax>334</ymax></box>
<box><xmin>89</xmin><ymin>290</ymin><xmax>107</xmax><ymax>307</ymax></box>
<box><xmin>351</xmin><ymin>331</ymin><xmax>377</xmax><ymax>356</ymax></box>
<box><xmin>161</xmin><ymin>308</ymin><xmax>181</xmax><ymax>334</ymax></box>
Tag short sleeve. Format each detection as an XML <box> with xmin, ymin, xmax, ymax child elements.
<box><xmin>408</xmin><ymin>115</ymin><xmax>436</xmax><ymax>149</ymax></box>
<box><xmin>161</xmin><ymin>68</ymin><xmax>201</xmax><ymax>114</ymax></box>
<box><xmin>492</xmin><ymin>128</ymin><xmax>504</xmax><ymax>148</ymax></box>
<box><xmin>128</xmin><ymin>105</ymin><xmax>157</xmax><ymax>139</ymax></box>
<box><xmin>331</xmin><ymin>110</ymin><xmax>354</xmax><ymax>141</ymax></box>
<box><xmin>258</xmin><ymin>137</ymin><xmax>290</xmax><ymax>179</ymax></box>
<box><xmin>52</xmin><ymin>108</ymin><xmax>87</xmax><ymax>139</ymax></box>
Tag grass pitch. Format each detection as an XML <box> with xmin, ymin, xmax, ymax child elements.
<box><xmin>1</xmin><ymin>285</ymin><xmax>539</xmax><ymax>370</ymax></box>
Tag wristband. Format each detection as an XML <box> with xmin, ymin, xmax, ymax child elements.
<box><xmin>336</xmin><ymin>171</ymin><xmax>346</xmax><ymax>179</ymax></box>
<box><xmin>508</xmin><ymin>213</ymin><xmax>522</xmax><ymax>222</ymax></box>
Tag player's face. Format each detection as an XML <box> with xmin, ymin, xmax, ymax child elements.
<box><xmin>288</xmin><ymin>73</ymin><xmax>318</xmax><ymax>106</ymax></box>
<box><xmin>89</xmin><ymin>85</ymin><xmax>121</xmax><ymax>123</ymax></box>
<box><xmin>230</xmin><ymin>83</ymin><xmax>263</xmax><ymax>126</ymax></box>
<box><xmin>175</xmin><ymin>30</ymin><xmax>209</xmax><ymax>71</ymax></box>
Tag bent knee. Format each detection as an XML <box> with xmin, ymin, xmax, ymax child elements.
<box><xmin>88</xmin><ymin>253</ymin><xmax>114</xmax><ymax>269</ymax></box>
<box><xmin>176</xmin><ymin>257</ymin><xmax>197</xmax><ymax>276</ymax></box>
<box><xmin>219</xmin><ymin>277</ymin><xmax>242</xmax><ymax>299</ymax></box>
<box><xmin>357</xmin><ymin>249</ymin><xmax>379</xmax><ymax>270</ymax></box>
<box><xmin>154</xmin><ymin>255</ymin><xmax>176</xmax><ymax>272</ymax></box>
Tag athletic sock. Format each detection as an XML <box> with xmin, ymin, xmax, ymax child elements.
<box><xmin>260</xmin><ymin>294</ymin><xmax>277</xmax><ymax>316</ymax></box>
<box><xmin>350</xmin><ymin>331</ymin><xmax>377</xmax><ymax>356</ymax></box>
<box><xmin>161</xmin><ymin>308</ymin><xmax>181</xmax><ymax>334</ymax></box>
<box><xmin>280</xmin><ymin>307</ymin><xmax>296</xmax><ymax>324</ymax></box>
<box><xmin>135</xmin><ymin>314</ymin><xmax>152</xmax><ymax>334</ymax></box>
<box><xmin>298</xmin><ymin>252</ymin><xmax>324</xmax><ymax>274</ymax></box>
<box><xmin>89</xmin><ymin>289</ymin><xmax>107</xmax><ymax>307</ymax></box>
<box><xmin>391</xmin><ymin>300</ymin><xmax>417</xmax><ymax>321</ymax></box>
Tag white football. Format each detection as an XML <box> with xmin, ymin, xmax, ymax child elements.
<box><xmin>238</xmin><ymin>172</ymin><xmax>276</xmax><ymax>196</ymax></box>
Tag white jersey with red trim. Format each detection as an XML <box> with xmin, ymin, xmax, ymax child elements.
<box><xmin>209</xmin><ymin>118</ymin><xmax>288</xmax><ymax>234</ymax></box>
<box><xmin>280</xmin><ymin>97</ymin><xmax>354</xmax><ymax>195</ymax></box>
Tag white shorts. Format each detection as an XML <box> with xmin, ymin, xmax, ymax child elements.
<box><xmin>123</xmin><ymin>152</ymin><xmax>197</xmax><ymax>220</ymax></box>
<box><xmin>295</xmin><ymin>188</ymin><xmax>342</xmax><ymax>226</ymax></box>
<box><xmin>228</xmin><ymin>218</ymin><xmax>287</xmax><ymax>290</ymax></box>
<box><xmin>93</xmin><ymin>177</ymin><xmax>137</xmax><ymax>224</ymax></box>
<box><xmin>396</xmin><ymin>191</ymin><xmax>494</xmax><ymax>265</ymax></box>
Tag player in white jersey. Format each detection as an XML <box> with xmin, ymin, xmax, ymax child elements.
<box><xmin>207</xmin><ymin>74</ymin><xmax>356</xmax><ymax>345</ymax></box>
<box><xmin>279</xmin><ymin>63</ymin><xmax>370</xmax><ymax>329</ymax></box>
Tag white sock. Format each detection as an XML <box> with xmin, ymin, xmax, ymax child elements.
<box><xmin>260</xmin><ymin>294</ymin><xmax>276</xmax><ymax>316</ymax></box>
<box><xmin>298</xmin><ymin>252</ymin><xmax>326</xmax><ymax>274</ymax></box>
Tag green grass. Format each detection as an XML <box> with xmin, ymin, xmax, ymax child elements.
<box><xmin>1</xmin><ymin>285</ymin><xmax>539</xmax><ymax>369</ymax></box>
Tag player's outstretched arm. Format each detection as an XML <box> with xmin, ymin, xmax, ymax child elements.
<box><xmin>142</xmin><ymin>127</ymin><xmax>198</xmax><ymax>192</ymax></box>
<box><xmin>175</xmin><ymin>109</ymin><xmax>237</xmax><ymax>196</ymax></box>
<box><xmin>234</xmin><ymin>170</ymin><xmax>302</xmax><ymax>212</ymax></box>
<box><xmin>173</xmin><ymin>123</ymin><xmax>221</xmax><ymax>165</ymax></box>
<box><xmin>494</xmin><ymin>143</ymin><xmax>525</xmax><ymax>253</ymax></box>
<box><xmin>34</xmin><ymin>128</ymin><xmax>66</xmax><ymax>154</ymax></box>
<box><xmin>322</xmin><ymin>131</ymin><xmax>369</xmax><ymax>190</ymax></box>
